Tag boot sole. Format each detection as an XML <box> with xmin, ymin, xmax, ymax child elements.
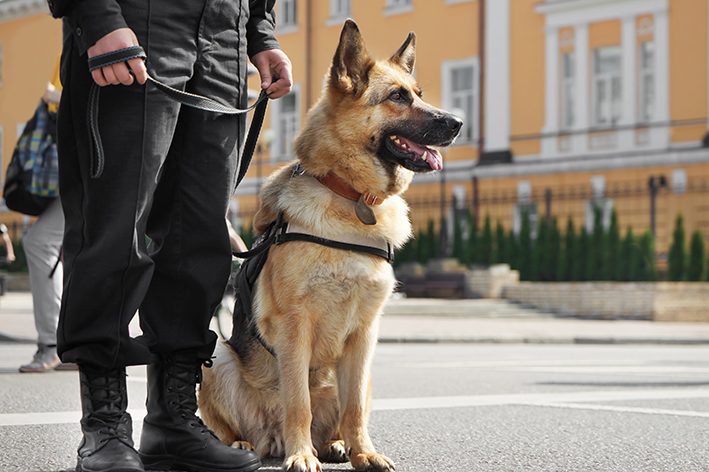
<box><xmin>76</xmin><ymin>460</ymin><xmax>144</xmax><ymax>472</ymax></box>
<box><xmin>139</xmin><ymin>455</ymin><xmax>261</xmax><ymax>472</ymax></box>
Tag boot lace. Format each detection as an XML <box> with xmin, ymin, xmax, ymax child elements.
<box><xmin>82</xmin><ymin>369</ymin><xmax>130</xmax><ymax>442</ymax></box>
<box><xmin>165</xmin><ymin>358</ymin><xmax>215</xmax><ymax>436</ymax></box>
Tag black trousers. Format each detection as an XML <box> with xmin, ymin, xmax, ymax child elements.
<box><xmin>57</xmin><ymin>0</ymin><xmax>249</xmax><ymax>369</ymax></box>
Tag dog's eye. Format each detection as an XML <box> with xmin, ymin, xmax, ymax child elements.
<box><xmin>389</xmin><ymin>91</ymin><xmax>405</xmax><ymax>103</ymax></box>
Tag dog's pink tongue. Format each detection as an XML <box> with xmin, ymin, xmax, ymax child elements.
<box><xmin>405</xmin><ymin>139</ymin><xmax>443</xmax><ymax>171</ymax></box>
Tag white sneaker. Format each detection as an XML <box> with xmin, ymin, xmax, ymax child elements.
<box><xmin>19</xmin><ymin>344</ymin><xmax>61</xmax><ymax>373</ymax></box>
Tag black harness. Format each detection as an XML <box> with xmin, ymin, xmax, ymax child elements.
<box><xmin>226</xmin><ymin>210</ymin><xmax>393</xmax><ymax>360</ymax></box>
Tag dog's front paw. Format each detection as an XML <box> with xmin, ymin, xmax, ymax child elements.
<box><xmin>319</xmin><ymin>440</ymin><xmax>347</xmax><ymax>463</ymax></box>
<box><xmin>350</xmin><ymin>452</ymin><xmax>396</xmax><ymax>471</ymax></box>
<box><xmin>283</xmin><ymin>453</ymin><xmax>322</xmax><ymax>472</ymax></box>
<box><xmin>231</xmin><ymin>440</ymin><xmax>255</xmax><ymax>452</ymax></box>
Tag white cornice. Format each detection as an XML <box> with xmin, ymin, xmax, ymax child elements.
<box><xmin>0</xmin><ymin>0</ymin><xmax>49</xmax><ymax>24</ymax></box>
<box><xmin>536</xmin><ymin>0</ymin><xmax>667</xmax><ymax>28</ymax></box>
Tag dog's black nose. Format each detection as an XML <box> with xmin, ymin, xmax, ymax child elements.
<box><xmin>445</xmin><ymin>114</ymin><xmax>464</xmax><ymax>133</ymax></box>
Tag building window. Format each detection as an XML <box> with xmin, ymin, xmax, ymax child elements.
<box><xmin>592</xmin><ymin>46</ymin><xmax>621</xmax><ymax>127</ymax></box>
<box><xmin>560</xmin><ymin>52</ymin><xmax>575</xmax><ymax>129</ymax></box>
<box><xmin>330</xmin><ymin>0</ymin><xmax>350</xmax><ymax>19</ymax></box>
<box><xmin>442</xmin><ymin>58</ymin><xmax>478</xmax><ymax>145</ymax></box>
<box><xmin>279</xmin><ymin>0</ymin><xmax>297</xmax><ymax>28</ymax></box>
<box><xmin>271</xmin><ymin>87</ymin><xmax>300</xmax><ymax>161</ymax></box>
<box><xmin>638</xmin><ymin>40</ymin><xmax>654</xmax><ymax>123</ymax></box>
<box><xmin>385</xmin><ymin>0</ymin><xmax>413</xmax><ymax>15</ymax></box>
<box><xmin>671</xmin><ymin>169</ymin><xmax>687</xmax><ymax>195</ymax></box>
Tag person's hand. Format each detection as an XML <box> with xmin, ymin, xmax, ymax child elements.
<box><xmin>43</xmin><ymin>82</ymin><xmax>61</xmax><ymax>105</ymax></box>
<box><xmin>6</xmin><ymin>254</ymin><xmax>15</xmax><ymax>263</ymax></box>
<box><xmin>251</xmin><ymin>49</ymin><xmax>293</xmax><ymax>99</ymax></box>
<box><xmin>87</xmin><ymin>28</ymin><xmax>148</xmax><ymax>87</ymax></box>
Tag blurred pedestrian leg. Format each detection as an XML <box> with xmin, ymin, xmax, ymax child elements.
<box><xmin>20</xmin><ymin>198</ymin><xmax>65</xmax><ymax>373</ymax></box>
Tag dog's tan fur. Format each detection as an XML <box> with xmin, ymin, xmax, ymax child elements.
<box><xmin>198</xmin><ymin>20</ymin><xmax>461</xmax><ymax>472</ymax></box>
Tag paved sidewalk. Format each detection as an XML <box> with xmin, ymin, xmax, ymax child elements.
<box><xmin>2</xmin><ymin>291</ymin><xmax>709</xmax><ymax>345</ymax></box>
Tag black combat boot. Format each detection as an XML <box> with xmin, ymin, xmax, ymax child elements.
<box><xmin>138</xmin><ymin>352</ymin><xmax>261</xmax><ymax>472</ymax></box>
<box><xmin>76</xmin><ymin>367</ymin><xmax>144</xmax><ymax>472</ymax></box>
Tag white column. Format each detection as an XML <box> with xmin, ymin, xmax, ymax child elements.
<box><xmin>653</xmin><ymin>9</ymin><xmax>670</xmax><ymax>148</ymax></box>
<box><xmin>619</xmin><ymin>15</ymin><xmax>637</xmax><ymax>151</ymax></box>
<box><xmin>541</xmin><ymin>26</ymin><xmax>559</xmax><ymax>158</ymax></box>
<box><xmin>484</xmin><ymin>0</ymin><xmax>510</xmax><ymax>153</ymax></box>
<box><xmin>573</xmin><ymin>24</ymin><xmax>589</xmax><ymax>155</ymax></box>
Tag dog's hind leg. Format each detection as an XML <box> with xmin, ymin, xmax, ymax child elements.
<box><xmin>337</xmin><ymin>326</ymin><xmax>396</xmax><ymax>471</ymax></box>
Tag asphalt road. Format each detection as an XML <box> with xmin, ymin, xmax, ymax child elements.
<box><xmin>2</xmin><ymin>342</ymin><xmax>709</xmax><ymax>471</ymax></box>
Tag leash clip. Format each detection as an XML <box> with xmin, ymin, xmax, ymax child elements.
<box><xmin>290</xmin><ymin>162</ymin><xmax>306</xmax><ymax>180</ymax></box>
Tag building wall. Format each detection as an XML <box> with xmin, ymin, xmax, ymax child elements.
<box><xmin>9</xmin><ymin>0</ymin><xmax>701</xmax><ymax>261</ymax></box>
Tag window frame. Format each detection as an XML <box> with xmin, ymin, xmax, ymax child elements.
<box><xmin>441</xmin><ymin>57</ymin><xmax>479</xmax><ymax>146</ymax></box>
<box><xmin>560</xmin><ymin>51</ymin><xmax>575</xmax><ymax>130</ymax></box>
<box><xmin>329</xmin><ymin>0</ymin><xmax>351</xmax><ymax>20</ymax></box>
<box><xmin>592</xmin><ymin>46</ymin><xmax>622</xmax><ymax>128</ymax></box>
<box><xmin>278</xmin><ymin>0</ymin><xmax>298</xmax><ymax>32</ymax></box>
<box><xmin>270</xmin><ymin>84</ymin><xmax>301</xmax><ymax>162</ymax></box>
<box><xmin>637</xmin><ymin>40</ymin><xmax>655</xmax><ymax>124</ymax></box>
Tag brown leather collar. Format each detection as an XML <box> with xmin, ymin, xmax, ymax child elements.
<box><xmin>315</xmin><ymin>172</ymin><xmax>384</xmax><ymax>206</ymax></box>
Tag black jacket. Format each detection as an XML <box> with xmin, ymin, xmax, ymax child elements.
<box><xmin>46</xmin><ymin>0</ymin><xmax>280</xmax><ymax>58</ymax></box>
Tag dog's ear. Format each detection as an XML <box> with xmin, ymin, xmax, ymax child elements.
<box><xmin>330</xmin><ymin>19</ymin><xmax>373</xmax><ymax>95</ymax></box>
<box><xmin>390</xmin><ymin>32</ymin><xmax>416</xmax><ymax>74</ymax></box>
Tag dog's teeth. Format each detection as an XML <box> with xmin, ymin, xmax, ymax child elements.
<box><xmin>422</xmin><ymin>151</ymin><xmax>429</xmax><ymax>161</ymax></box>
<box><xmin>390</xmin><ymin>135</ymin><xmax>397</xmax><ymax>140</ymax></box>
<box><xmin>394</xmin><ymin>138</ymin><xmax>401</xmax><ymax>145</ymax></box>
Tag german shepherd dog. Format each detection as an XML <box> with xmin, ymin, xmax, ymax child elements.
<box><xmin>199</xmin><ymin>20</ymin><xmax>462</xmax><ymax>472</ymax></box>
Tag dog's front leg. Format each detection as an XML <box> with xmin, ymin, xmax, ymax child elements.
<box><xmin>337</xmin><ymin>326</ymin><xmax>396</xmax><ymax>471</ymax></box>
<box><xmin>278</xmin><ymin>331</ymin><xmax>322</xmax><ymax>472</ymax></box>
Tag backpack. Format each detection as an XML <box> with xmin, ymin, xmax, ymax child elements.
<box><xmin>3</xmin><ymin>99</ymin><xmax>59</xmax><ymax>216</ymax></box>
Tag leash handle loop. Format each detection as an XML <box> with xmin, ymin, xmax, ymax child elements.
<box><xmin>86</xmin><ymin>46</ymin><xmax>269</xmax><ymax>180</ymax></box>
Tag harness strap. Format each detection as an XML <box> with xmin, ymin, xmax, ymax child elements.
<box><xmin>86</xmin><ymin>46</ymin><xmax>269</xmax><ymax>184</ymax></box>
<box><xmin>277</xmin><ymin>221</ymin><xmax>393</xmax><ymax>263</ymax></box>
<box><xmin>228</xmin><ymin>211</ymin><xmax>394</xmax><ymax>361</ymax></box>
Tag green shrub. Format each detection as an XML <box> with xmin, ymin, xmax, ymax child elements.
<box><xmin>586</xmin><ymin>206</ymin><xmax>605</xmax><ymax>281</ymax></box>
<box><xmin>638</xmin><ymin>230</ymin><xmax>657</xmax><ymax>281</ymax></box>
<box><xmin>605</xmin><ymin>209</ymin><xmax>621</xmax><ymax>281</ymax></box>
<box><xmin>545</xmin><ymin>217</ymin><xmax>561</xmax><ymax>282</ymax></box>
<box><xmin>572</xmin><ymin>227</ymin><xmax>589</xmax><ymax>282</ymax></box>
<box><xmin>493</xmin><ymin>221</ymin><xmax>505</xmax><ymax>265</ymax></box>
<box><xmin>506</xmin><ymin>227</ymin><xmax>518</xmax><ymax>270</ymax></box>
<box><xmin>517</xmin><ymin>208</ymin><xmax>532</xmax><ymax>280</ymax></box>
<box><xmin>667</xmin><ymin>213</ymin><xmax>686</xmax><ymax>281</ymax></box>
<box><xmin>688</xmin><ymin>229</ymin><xmax>706</xmax><ymax>281</ymax></box>
<box><xmin>556</xmin><ymin>217</ymin><xmax>575</xmax><ymax>282</ymax></box>
<box><xmin>479</xmin><ymin>214</ymin><xmax>493</xmax><ymax>266</ymax></box>
<box><xmin>466</xmin><ymin>212</ymin><xmax>479</xmax><ymax>265</ymax></box>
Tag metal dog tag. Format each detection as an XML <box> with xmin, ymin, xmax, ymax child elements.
<box><xmin>355</xmin><ymin>195</ymin><xmax>377</xmax><ymax>225</ymax></box>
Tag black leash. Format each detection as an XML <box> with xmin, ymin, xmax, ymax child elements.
<box><xmin>86</xmin><ymin>45</ymin><xmax>269</xmax><ymax>185</ymax></box>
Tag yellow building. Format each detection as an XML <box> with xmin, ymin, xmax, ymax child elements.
<box><xmin>3</xmin><ymin>0</ymin><xmax>708</xmax><ymax>264</ymax></box>
<box><xmin>233</xmin><ymin>0</ymin><xmax>709</xmax><ymax>265</ymax></box>
<box><xmin>0</xmin><ymin>0</ymin><xmax>62</xmax><ymax>237</ymax></box>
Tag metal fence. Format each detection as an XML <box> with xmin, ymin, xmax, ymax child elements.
<box><xmin>231</xmin><ymin>177</ymin><xmax>709</xmax><ymax>265</ymax></box>
<box><xmin>405</xmin><ymin>177</ymin><xmax>709</xmax><ymax>265</ymax></box>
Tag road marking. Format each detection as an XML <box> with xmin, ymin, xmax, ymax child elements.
<box><xmin>525</xmin><ymin>402</ymin><xmax>709</xmax><ymax>419</ymax></box>
<box><xmin>0</xmin><ymin>409</ymin><xmax>147</xmax><ymax>426</ymax></box>
<box><xmin>2</xmin><ymin>388</ymin><xmax>708</xmax><ymax>426</ymax></box>
<box><xmin>371</xmin><ymin>388</ymin><xmax>709</xmax><ymax>411</ymax></box>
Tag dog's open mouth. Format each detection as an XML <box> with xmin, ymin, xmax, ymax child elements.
<box><xmin>386</xmin><ymin>135</ymin><xmax>443</xmax><ymax>171</ymax></box>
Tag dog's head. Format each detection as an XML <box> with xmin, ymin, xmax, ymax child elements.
<box><xmin>296</xmin><ymin>20</ymin><xmax>463</xmax><ymax>196</ymax></box>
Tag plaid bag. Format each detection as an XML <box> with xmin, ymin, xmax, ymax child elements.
<box><xmin>3</xmin><ymin>99</ymin><xmax>59</xmax><ymax>216</ymax></box>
